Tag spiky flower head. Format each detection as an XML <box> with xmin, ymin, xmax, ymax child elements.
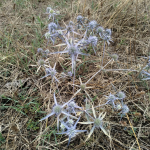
<box><xmin>77</xmin><ymin>15</ymin><xmax>83</xmax><ymax>23</ymax></box>
<box><xmin>48</xmin><ymin>22</ymin><xmax>57</xmax><ymax>33</ymax></box>
<box><xmin>116</xmin><ymin>103</ymin><xmax>122</xmax><ymax>111</ymax></box>
<box><xmin>68</xmin><ymin>46</ymin><xmax>78</xmax><ymax>56</ymax></box>
<box><xmin>94</xmin><ymin>118</ymin><xmax>103</xmax><ymax>128</ymax></box>
<box><xmin>38</xmin><ymin>59</ymin><xmax>45</xmax><ymax>66</ymax></box>
<box><xmin>45</xmin><ymin>32</ymin><xmax>51</xmax><ymax>39</ymax></box>
<box><xmin>121</xmin><ymin>104</ymin><xmax>129</xmax><ymax>114</ymax></box>
<box><xmin>40</xmin><ymin>93</ymin><xmax>77</xmax><ymax>124</ymax></box>
<box><xmin>66</xmin><ymin>127</ymin><xmax>77</xmax><ymax>137</ymax></box>
<box><xmin>57</xmin><ymin>117</ymin><xmax>87</xmax><ymax>146</ymax></box>
<box><xmin>105</xmin><ymin>29</ymin><xmax>111</xmax><ymax>36</ymax></box>
<box><xmin>50</xmin><ymin>38</ymin><xmax>88</xmax><ymax>73</ymax></box>
<box><xmin>111</xmin><ymin>54</ymin><xmax>119</xmax><ymax>61</ymax></box>
<box><xmin>45</xmin><ymin>68</ymin><xmax>57</xmax><ymax>78</ymax></box>
<box><xmin>60</xmin><ymin>122</ymin><xmax>66</xmax><ymax>131</ymax></box>
<box><xmin>68</xmin><ymin>101</ymin><xmax>76</xmax><ymax>108</ymax></box>
<box><xmin>106</xmin><ymin>93</ymin><xmax>117</xmax><ymax>108</ymax></box>
<box><xmin>45</xmin><ymin>49</ymin><xmax>50</xmax><ymax>54</ymax></box>
<box><xmin>69</xmin><ymin>21</ymin><xmax>74</xmax><ymax>26</ymax></box>
<box><xmin>67</xmin><ymin>101</ymin><xmax>82</xmax><ymax>114</ymax></box>
<box><xmin>119</xmin><ymin>104</ymin><xmax>129</xmax><ymax>119</ymax></box>
<box><xmin>46</xmin><ymin>7</ymin><xmax>59</xmax><ymax>20</ymax></box>
<box><xmin>80</xmin><ymin>84</ymin><xmax>86</xmax><ymax>91</ymax></box>
<box><xmin>53</xmin><ymin>105</ymin><xmax>62</xmax><ymax>116</ymax></box>
<box><xmin>117</xmin><ymin>91</ymin><xmax>126</xmax><ymax>99</ymax></box>
<box><xmin>66</xmin><ymin>118</ymin><xmax>74</xmax><ymax>127</ymax></box>
<box><xmin>57</xmin><ymin>30</ymin><xmax>63</xmax><ymax>35</ymax></box>
<box><xmin>88</xmin><ymin>36</ymin><xmax>98</xmax><ymax>47</ymax></box>
<box><xmin>66</xmin><ymin>25</ymin><xmax>74</xmax><ymax>33</ymax></box>
<box><xmin>79</xmin><ymin>107</ymin><xmax>109</xmax><ymax>141</ymax></box>
<box><xmin>106</xmin><ymin>93</ymin><xmax>116</xmax><ymax>102</ymax></box>
<box><xmin>88</xmin><ymin>20</ymin><xmax>97</xmax><ymax>30</ymax></box>
<box><xmin>97</xmin><ymin>26</ymin><xmax>104</xmax><ymax>37</ymax></box>
<box><xmin>46</xmin><ymin>7</ymin><xmax>53</xmax><ymax>13</ymax></box>
<box><xmin>102</xmin><ymin>28</ymin><xmax>112</xmax><ymax>45</ymax></box>
<box><xmin>68</xmin><ymin>71</ymin><xmax>73</xmax><ymax>77</ymax></box>
<box><xmin>37</xmin><ymin>48</ymin><xmax>43</xmax><ymax>53</ymax></box>
<box><xmin>41</xmin><ymin>49</ymin><xmax>49</xmax><ymax>58</ymax></box>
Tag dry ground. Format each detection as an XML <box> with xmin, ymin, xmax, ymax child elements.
<box><xmin>0</xmin><ymin>0</ymin><xmax>150</xmax><ymax>150</ymax></box>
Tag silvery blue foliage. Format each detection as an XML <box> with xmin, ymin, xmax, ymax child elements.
<box><xmin>57</xmin><ymin>117</ymin><xmax>87</xmax><ymax>146</ymax></box>
<box><xmin>48</xmin><ymin>22</ymin><xmax>57</xmax><ymax>33</ymax></box>
<box><xmin>87</xmin><ymin>36</ymin><xmax>98</xmax><ymax>54</ymax></box>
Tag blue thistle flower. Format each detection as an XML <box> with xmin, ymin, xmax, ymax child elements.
<box><xmin>51</xmin><ymin>37</ymin><xmax>89</xmax><ymax>73</ymax></box>
<box><xmin>40</xmin><ymin>93</ymin><xmax>77</xmax><ymax>131</ymax></box>
<box><xmin>67</xmin><ymin>101</ymin><xmax>82</xmax><ymax>114</ymax></box>
<box><xmin>88</xmin><ymin>20</ymin><xmax>97</xmax><ymax>30</ymax></box>
<box><xmin>40</xmin><ymin>63</ymin><xmax>59</xmax><ymax>82</ymax></box>
<box><xmin>87</xmin><ymin>36</ymin><xmax>98</xmax><ymax>54</ymax></box>
<box><xmin>79</xmin><ymin>106</ymin><xmax>110</xmax><ymax>141</ymax></box>
<box><xmin>117</xmin><ymin>91</ymin><xmax>126</xmax><ymax>100</ymax></box>
<box><xmin>57</xmin><ymin>117</ymin><xmax>87</xmax><ymax>146</ymax></box>
<box><xmin>119</xmin><ymin>104</ymin><xmax>129</xmax><ymax>119</ymax></box>
<box><xmin>46</xmin><ymin>7</ymin><xmax>59</xmax><ymax>21</ymax></box>
<box><xmin>102</xmin><ymin>28</ymin><xmax>113</xmax><ymax>45</ymax></box>
<box><xmin>48</xmin><ymin>22</ymin><xmax>57</xmax><ymax>33</ymax></box>
<box><xmin>77</xmin><ymin>15</ymin><xmax>83</xmax><ymax>23</ymax></box>
<box><xmin>41</xmin><ymin>49</ymin><xmax>49</xmax><ymax>58</ymax></box>
<box><xmin>111</xmin><ymin>54</ymin><xmax>119</xmax><ymax>61</ymax></box>
<box><xmin>37</xmin><ymin>48</ymin><xmax>43</xmax><ymax>53</ymax></box>
<box><xmin>66</xmin><ymin>117</ymin><xmax>74</xmax><ymax>127</ymax></box>
<box><xmin>96</xmin><ymin>26</ymin><xmax>104</xmax><ymax>38</ymax></box>
<box><xmin>105</xmin><ymin>93</ymin><xmax>117</xmax><ymax>108</ymax></box>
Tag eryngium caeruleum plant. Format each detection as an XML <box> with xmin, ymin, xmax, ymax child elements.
<box><xmin>37</xmin><ymin>7</ymin><xmax>131</xmax><ymax>146</ymax></box>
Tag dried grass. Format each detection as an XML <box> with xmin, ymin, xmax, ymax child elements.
<box><xmin>0</xmin><ymin>0</ymin><xmax>150</xmax><ymax>149</ymax></box>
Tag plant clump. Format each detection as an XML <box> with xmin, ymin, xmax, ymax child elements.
<box><xmin>36</xmin><ymin>7</ymin><xmax>135</xmax><ymax>147</ymax></box>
